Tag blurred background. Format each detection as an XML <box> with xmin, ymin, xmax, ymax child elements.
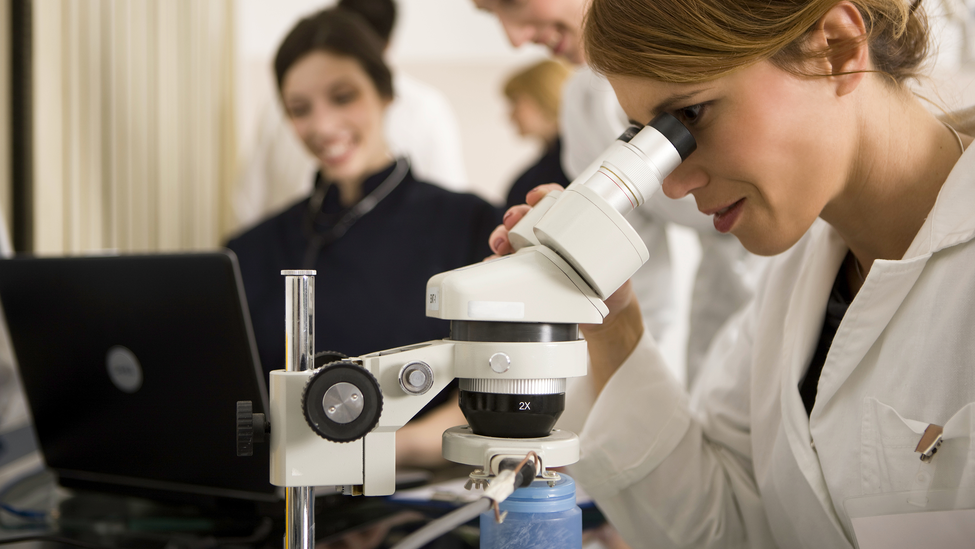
<box><xmin>1</xmin><ymin>0</ymin><xmax>974</xmax><ymax>378</ymax></box>
<box><xmin>0</xmin><ymin>0</ymin><xmax>553</xmax><ymax>256</ymax></box>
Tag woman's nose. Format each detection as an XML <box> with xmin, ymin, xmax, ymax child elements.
<box><xmin>308</xmin><ymin>105</ymin><xmax>338</xmax><ymax>136</ymax></box>
<box><xmin>662</xmin><ymin>161</ymin><xmax>708</xmax><ymax>199</ymax></box>
<box><xmin>499</xmin><ymin>16</ymin><xmax>535</xmax><ymax>48</ymax></box>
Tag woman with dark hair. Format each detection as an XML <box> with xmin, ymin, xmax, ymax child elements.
<box><xmin>490</xmin><ymin>0</ymin><xmax>975</xmax><ymax>547</ymax></box>
<box><xmin>227</xmin><ymin>8</ymin><xmax>501</xmax><ymax>467</ymax></box>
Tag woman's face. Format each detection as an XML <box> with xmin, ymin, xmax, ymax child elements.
<box><xmin>281</xmin><ymin>51</ymin><xmax>390</xmax><ymax>188</ymax></box>
<box><xmin>609</xmin><ymin>60</ymin><xmax>856</xmax><ymax>256</ymax></box>
<box><xmin>472</xmin><ymin>0</ymin><xmax>586</xmax><ymax>64</ymax></box>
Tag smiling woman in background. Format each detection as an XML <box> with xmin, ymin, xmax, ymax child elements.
<box><xmin>226</xmin><ymin>7</ymin><xmax>501</xmax><ymax>468</ymax></box>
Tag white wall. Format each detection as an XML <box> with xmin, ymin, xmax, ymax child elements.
<box><xmin>916</xmin><ymin>3</ymin><xmax>975</xmax><ymax>111</ymax></box>
<box><xmin>234</xmin><ymin>0</ymin><xmax>550</xmax><ymax>204</ymax></box>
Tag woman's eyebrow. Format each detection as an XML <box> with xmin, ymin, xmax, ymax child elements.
<box><xmin>648</xmin><ymin>88</ymin><xmax>711</xmax><ymax>117</ymax></box>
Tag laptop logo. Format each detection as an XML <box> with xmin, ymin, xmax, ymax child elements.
<box><xmin>106</xmin><ymin>346</ymin><xmax>143</xmax><ymax>393</ymax></box>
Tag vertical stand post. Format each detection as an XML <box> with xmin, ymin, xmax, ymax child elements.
<box><xmin>282</xmin><ymin>270</ymin><xmax>316</xmax><ymax>549</ymax></box>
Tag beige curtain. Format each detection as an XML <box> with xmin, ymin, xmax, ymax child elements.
<box><xmin>32</xmin><ymin>0</ymin><xmax>236</xmax><ymax>254</ymax></box>
<box><xmin>0</xmin><ymin>1</ymin><xmax>10</xmax><ymax>238</ymax></box>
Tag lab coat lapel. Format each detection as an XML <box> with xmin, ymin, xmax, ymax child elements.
<box><xmin>811</xmin><ymin>254</ymin><xmax>928</xmax><ymax>412</ymax></box>
<box><xmin>777</xmin><ymin>224</ymin><xmax>848</xmax><ymax>529</ymax></box>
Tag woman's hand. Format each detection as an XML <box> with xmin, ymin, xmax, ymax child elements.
<box><xmin>488</xmin><ymin>183</ymin><xmax>565</xmax><ymax>257</ymax></box>
<box><xmin>581</xmin><ymin>280</ymin><xmax>644</xmax><ymax>396</ymax></box>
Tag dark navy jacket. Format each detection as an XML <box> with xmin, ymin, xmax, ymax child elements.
<box><xmin>505</xmin><ymin>138</ymin><xmax>571</xmax><ymax>209</ymax></box>
<box><xmin>227</xmin><ymin>163</ymin><xmax>502</xmax><ymax>380</ymax></box>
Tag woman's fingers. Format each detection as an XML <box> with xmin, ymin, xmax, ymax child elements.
<box><xmin>502</xmin><ymin>204</ymin><xmax>532</xmax><ymax>229</ymax></box>
<box><xmin>525</xmin><ymin>183</ymin><xmax>564</xmax><ymax>206</ymax></box>
<box><xmin>489</xmin><ymin>223</ymin><xmax>513</xmax><ymax>256</ymax></box>
<box><xmin>491</xmin><ymin>184</ymin><xmax>566</xmax><ymax>257</ymax></box>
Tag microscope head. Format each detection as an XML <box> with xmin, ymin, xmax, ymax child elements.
<box><xmin>428</xmin><ymin>114</ymin><xmax>696</xmax><ymax>473</ymax></box>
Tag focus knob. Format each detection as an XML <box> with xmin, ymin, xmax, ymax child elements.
<box><xmin>236</xmin><ymin>401</ymin><xmax>268</xmax><ymax>456</ymax></box>
<box><xmin>302</xmin><ymin>361</ymin><xmax>382</xmax><ymax>443</ymax></box>
<box><xmin>314</xmin><ymin>350</ymin><xmax>348</xmax><ymax>368</ymax></box>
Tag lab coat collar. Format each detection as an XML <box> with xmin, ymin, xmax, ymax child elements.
<box><xmin>904</xmin><ymin>145</ymin><xmax>975</xmax><ymax>259</ymax></box>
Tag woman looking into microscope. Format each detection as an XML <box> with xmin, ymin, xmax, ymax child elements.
<box><xmin>491</xmin><ymin>0</ymin><xmax>975</xmax><ymax>547</ymax></box>
<box><xmin>227</xmin><ymin>8</ymin><xmax>501</xmax><ymax>468</ymax></box>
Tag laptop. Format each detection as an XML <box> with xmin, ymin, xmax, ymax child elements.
<box><xmin>0</xmin><ymin>251</ymin><xmax>276</xmax><ymax>502</ymax></box>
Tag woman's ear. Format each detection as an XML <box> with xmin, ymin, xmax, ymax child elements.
<box><xmin>807</xmin><ymin>1</ymin><xmax>870</xmax><ymax>97</ymax></box>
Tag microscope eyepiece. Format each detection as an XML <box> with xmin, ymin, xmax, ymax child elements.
<box><xmin>648</xmin><ymin>112</ymin><xmax>696</xmax><ymax>160</ymax></box>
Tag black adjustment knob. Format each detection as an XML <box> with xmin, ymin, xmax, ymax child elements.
<box><xmin>236</xmin><ymin>401</ymin><xmax>268</xmax><ymax>457</ymax></box>
<box><xmin>314</xmin><ymin>350</ymin><xmax>349</xmax><ymax>369</ymax></box>
<box><xmin>302</xmin><ymin>361</ymin><xmax>382</xmax><ymax>443</ymax></box>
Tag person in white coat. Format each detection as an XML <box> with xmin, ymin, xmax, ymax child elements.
<box><xmin>472</xmin><ymin>0</ymin><xmax>767</xmax><ymax>386</ymax></box>
<box><xmin>492</xmin><ymin>0</ymin><xmax>975</xmax><ymax>547</ymax></box>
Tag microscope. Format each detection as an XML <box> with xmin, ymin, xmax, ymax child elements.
<box><xmin>237</xmin><ymin>113</ymin><xmax>695</xmax><ymax>549</ymax></box>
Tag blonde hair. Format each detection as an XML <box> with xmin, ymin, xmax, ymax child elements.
<box><xmin>503</xmin><ymin>59</ymin><xmax>573</xmax><ymax>121</ymax></box>
<box><xmin>583</xmin><ymin>0</ymin><xmax>930</xmax><ymax>85</ymax></box>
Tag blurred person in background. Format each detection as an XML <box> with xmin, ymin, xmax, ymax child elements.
<box><xmin>234</xmin><ymin>0</ymin><xmax>469</xmax><ymax>230</ymax></box>
<box><xmin>501</xmin><ymin>59</ymin><xmax>572</xmax><ymax>209</ymax></box>
<box><xmin>226</xmin><ymin>7</ymin><xmax>501</xmax><ymax>469</ymax></box>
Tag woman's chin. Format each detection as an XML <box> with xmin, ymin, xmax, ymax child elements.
<box><xmin>320</xmin><ymin>157</ymin><xmax>359</xmax><ymax>181</ymax></box>
<box><xmin>738</xmin><ymin>232</ymin><xmax>798</xmax><ymax>258</ymax></box>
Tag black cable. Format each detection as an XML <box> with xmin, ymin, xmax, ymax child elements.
<box><xmin>0</xmin><ymin>516</ymin><xmax>274</xmax><ymax>549</ymax></box>
<box><xmin>0</xmin><ymin>534</ymin><xmax>112</xmax><ymax>549</ymax></box>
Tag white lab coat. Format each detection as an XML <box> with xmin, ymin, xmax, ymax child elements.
<box><xmin>384</xmin><ymin>72</ymin><xmax>468</xmax><ymax>193</ymax></box>
<box><xmin>572</xmin><ymin>142</ymin><xmax>975</xmax><ymax>548</ymax></box>
<box><xmin>560</xmin><ymin>67</ymin><xmax>767</xmax><ymax>382</ymax></box>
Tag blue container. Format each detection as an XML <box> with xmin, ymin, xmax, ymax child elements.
<box><xmin>479</xmin><ymin>474</ymin><xmax>582</xmax><ymax>549</ymax></box>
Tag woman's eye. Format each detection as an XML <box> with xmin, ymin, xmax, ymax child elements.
<box><xmin>288</xmin><ymin>105</ymin><xmax>310</xmax><ymax>118</ymax></box>
<box><xmin>676</xmin><ymin>104</ymin><xmax>705</xmax><ymax>125</ymax></box>
<box><xmin>332</xmin><ymin>90</ymin><xmax>359</xmax><ymax>105</ymax></box>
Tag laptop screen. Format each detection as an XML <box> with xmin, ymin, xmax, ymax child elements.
<box><xmin>0</xmin><ymin>251</ymin><xmax>276</xmax><ymax>502</ymax></box>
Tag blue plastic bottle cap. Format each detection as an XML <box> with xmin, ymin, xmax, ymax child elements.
<box><xmin>499</xmin><ymin>474</ymin><xmax>577</xmax><ymax>514</ymax></box>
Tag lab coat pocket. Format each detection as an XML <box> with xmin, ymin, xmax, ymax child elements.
<box><xmin>859</xmin><ymin>398</ymin><xmax>975</xmax><ymax>495</ymax></box>
<box><xmin>851</xmin><ymin>400</ymin><xmax>975</xmax><ymax>549</ymax></box>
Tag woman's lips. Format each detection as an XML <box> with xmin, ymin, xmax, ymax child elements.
<box><xmin>320</xmin><ymin>139</ymin><xmax>354</xmax><ymax>168</ymax></box>
<box><xmin>710</xmin><ymin>198</ymin><xmax>745</xmax><ymax>233</ymax></box>
<box><xmin>546</xmin><ymin>34</ymin><xmax>565</xmax><ymax>56</ymax></box>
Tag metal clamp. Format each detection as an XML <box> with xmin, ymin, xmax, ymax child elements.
<box><xmin>915</xmin><ymin>424</ymin><xmax>944</xmax><ymax>463</ymax></box>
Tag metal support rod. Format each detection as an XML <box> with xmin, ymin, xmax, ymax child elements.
<box><xmin>283</xmin><ymin>270</ymin><xmax>316</xmax><ymax>549</ymax></box>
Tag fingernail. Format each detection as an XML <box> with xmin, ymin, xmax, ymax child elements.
<box><xmin>492</xmin><ymin>237</ymin><xmax>505</xmax><ymax>252</ymax></box>
<box><xmin>502</xmin><ymin>210</ymin><xmax>513</xmax><ymax>223</ymax></box>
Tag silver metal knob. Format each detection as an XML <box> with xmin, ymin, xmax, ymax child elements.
<box><xmin>489</xmin><ymin>352</ymin><xmax>511</xmax><ymax>374</ymax></box>
<box><xmin>398</xmin><ymin>361</ymin><xmax>434</xmax><ymax>395</ymax></box>
<box><xmin>322</xmin><ymin>382</ymin><xmax>364</xmax><ymax>424</ymax></box>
